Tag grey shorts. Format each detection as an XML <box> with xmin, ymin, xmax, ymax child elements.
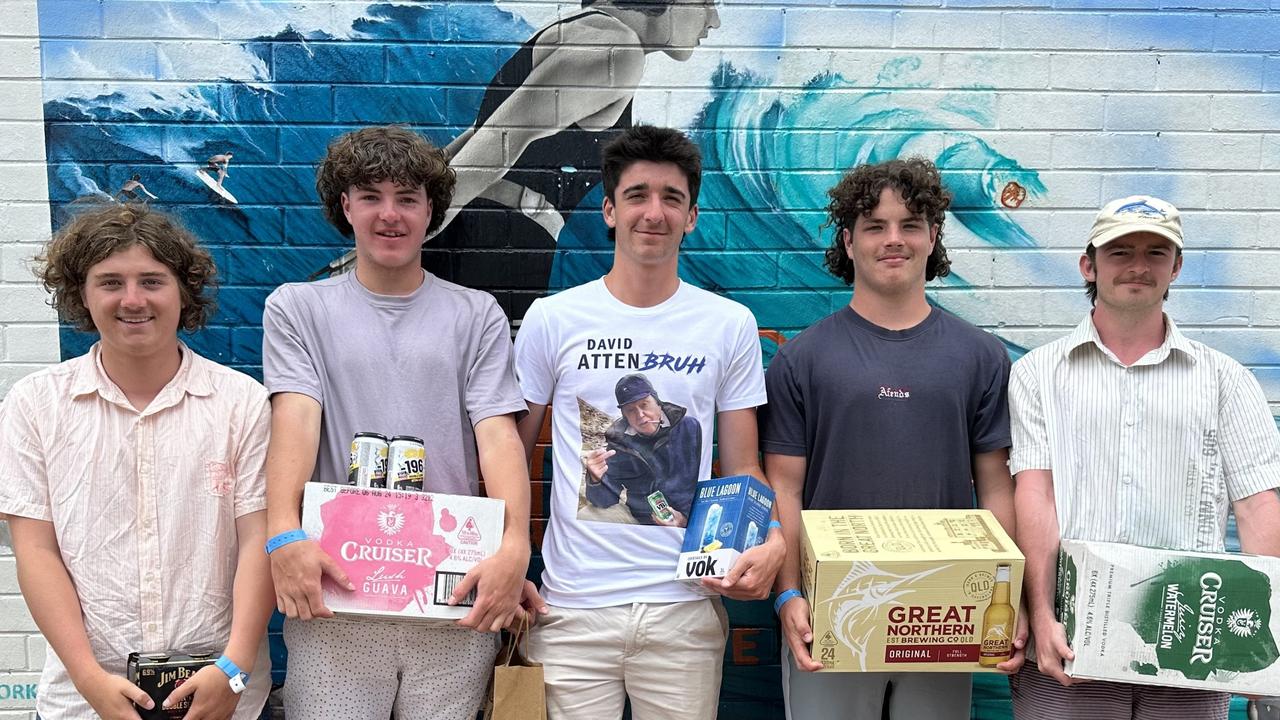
<box><xmin>282</xmin><ymin>617</ymin><xmax>498</xmax><ymax>720</ymax></box>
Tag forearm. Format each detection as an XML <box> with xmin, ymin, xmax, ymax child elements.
<box><xmin>477</xmin><ymin>416</ymin><xmax>532</xmax><ymax>557</ymax></box>
<box><xmin>1014</xmin><ymin>472</ymin><xmax>1061</xmax><ymax>620</ymax></box>
<box><xmin>11</xmin><ymin>531</ymin><xmax>102</xmax><ymax>685</ymax></box>
<box><xmin>223</xmin><ymin>512</ymin><xmax>274</xmax><ymax>673</ymax></box>
<box><xmin>265</xmin><ymin>395</ymin><xmax>321</xmax><ymax>535</ymax></box>
<box><xmin>765</xmin><ymin>453</ymin><xmax>808</xmax><ymax>592</ymax></box>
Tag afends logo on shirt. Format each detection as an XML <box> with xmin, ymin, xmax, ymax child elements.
<box><xmin>458</xmin><ymin>516</ymin><xmax>482</xmax><ymax>544</ymax></box>
<box><xmin>878</xmin><ymin>386</ymin><xmax>911</xmax><ymax>400</ymax></box>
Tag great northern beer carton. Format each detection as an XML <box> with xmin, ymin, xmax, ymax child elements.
<box><xmin>801</xmin><ymin>509</ymin><xmax>1024</xmax><ymax>672</ymax></box>
<box><xmin>1058</xmin><ymin>539</ymin><xmax>1280</xmax><ymax>694</ymax></box>
<box><xmin>301</xmin><ymin>483</ymin><xmax>504</xmax><ymax>623</ymax></box>
<box><xmin>675</xmin><ymin>475</ymin><xmax>775</xmax><ymax>589</ymax></box>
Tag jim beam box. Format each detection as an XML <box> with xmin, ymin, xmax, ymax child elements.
<box><xmin>127</xmin><ymin>651</ymin><xmax>216</xmax><ymax>719</ymax></box>
<box><xmin>801</xmin><ymin>509</ymin><xmax>1024</xmax><ymax>672</ymax></box>
<box><xmin>1058</xmin><ymin>539</ymin><xmax>1280</xmax><ymax>694</ymax></box>
<box><xmin>301</xmin><ymin>482</ymin><xmax>504</xmax><ymax>622</ymax></box>
<box><xmin>674</xmin><ymin>475</ymin><xmax>775</xmax><ymax>591</ymax></box>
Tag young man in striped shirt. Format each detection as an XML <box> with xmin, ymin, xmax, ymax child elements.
<box><xmin>1009</xmin><ymin>195</ymin><xmax>1280</xmax><ymax>719</ymax></box>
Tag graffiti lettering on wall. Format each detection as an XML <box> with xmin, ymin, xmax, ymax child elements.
<box><xmin>0</xmin><ymin>683</ymin><xmax>39</xmax><ymax>700</ymax></box>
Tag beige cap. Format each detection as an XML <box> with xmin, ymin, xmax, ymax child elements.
<box><xmin>1088</xmin><ymin>195</ymin><xmax>1183</xmax><ymax>249</ymax></box>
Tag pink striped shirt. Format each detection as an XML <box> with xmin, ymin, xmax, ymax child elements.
<box><xmin>0</xmin><ymin>344</ymin><xmax>271</xmax><ymax>719</ymax></box>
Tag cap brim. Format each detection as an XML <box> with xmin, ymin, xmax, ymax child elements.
<box><xmin>1089</xmin><ymin>225</ymin><xmax>1183</xmax><ymax>249</ymax></box>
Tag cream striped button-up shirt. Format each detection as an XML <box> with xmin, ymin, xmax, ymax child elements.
<box><xmin>0</xmin><ymin>344</ymin><xmax>271</xmax><ymax>719</ymax></box>
<box><xmin>1010</xmin><ymin>314</ymin><xmax>1280</xmax><ymax>552</ymax></box>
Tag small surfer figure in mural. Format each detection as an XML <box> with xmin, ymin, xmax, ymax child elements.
<box><xmin>195</xmin><ymin>152</ymin><xmax>239</xmax><ymax>204</ymax></box>
<box><xmin>316</xmin><ymin>0</ymin><xmax>721</xmax><ymax>306</ymax></box>
<box><xmin>115</xmin><ymin>173</ymin><xmax>158</xmax><ymax>202</ymax></box>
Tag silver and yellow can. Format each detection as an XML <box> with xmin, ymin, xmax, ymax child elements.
<box><xmin>348</xmin><ymin>432</ymin><xmax>389</xmax><ymax>488</ymax></box>
<box><xmin>388</xmin><ymin>435</ymin><xmax>426</xmax><ymax>491</ymax></box>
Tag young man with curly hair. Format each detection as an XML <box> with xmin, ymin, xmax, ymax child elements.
<box><xmin>1009</xmin><ymin>196</ymin><xmax>1280</xmax><ymax>720</ymax></box>
<box><xmin>261</xmin><ymin>125</ymin><xmax>531</xmax><ymax>719</ymax></box>
<box><xmin>0</xmin><ymin>204</ymin><xmax>275</xmax><ymax>719</ymax></box>
<box><xmin>761</xmin><ymin>158</ymin><xmax>1024</xmax><ymax>719</ymax></box>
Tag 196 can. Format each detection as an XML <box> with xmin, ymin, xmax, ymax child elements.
<box><xmin>388</xmin><ymin>435</ymin><xmax>426</xmax><ymax>491</ymax></box>
<box><xmin>348</xmin><ymin>432</ymin><xmax>389</xmax><ymax>488</ymax></box>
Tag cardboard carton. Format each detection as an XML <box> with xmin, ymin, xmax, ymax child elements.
<box><xmin>1059</xmin><ymin>539</ymin><xmax>1280</xmax><ymax>694</ymax></box>
<box><xmin>801</xmin><ymin>509</ymin><xmax>1024</xmax><ymax>672</ymax></box>
<box><xmin>301</xmin><ymin>483</ymin><xmax>504</xmax><ymax>622</ymax></box>
<box><xmin>675</xmin><ymin>475</ymin><xmax>774</xmax><ymax>590</ymax></box>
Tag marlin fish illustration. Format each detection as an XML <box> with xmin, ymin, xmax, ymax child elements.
<box><xmin>819</xmin><ymin>561</ymin><xmax>951</xmax><ymax>671</ymax></box>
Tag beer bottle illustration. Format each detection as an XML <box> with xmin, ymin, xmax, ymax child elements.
<box><xmin>979</xmin><ymin>563</ymin><xmax>1015</xmax><ymax>666</ymax></box>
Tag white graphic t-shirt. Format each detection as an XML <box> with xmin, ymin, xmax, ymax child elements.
<box><xmin>515</xmin><ymin>279</ymin><xmax>767</xmax><ymax>607</ymax></box>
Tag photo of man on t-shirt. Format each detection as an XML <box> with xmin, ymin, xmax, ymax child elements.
<box><xmin>582</xmin><ymin>373</ymin><xmax>702</xmax><ymax>526</ymax></box>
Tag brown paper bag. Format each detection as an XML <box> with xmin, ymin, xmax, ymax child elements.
<box><xmin>483</xmin><ymin>615</ymin><xmax>547</xmax><ymax>720</ymax></box>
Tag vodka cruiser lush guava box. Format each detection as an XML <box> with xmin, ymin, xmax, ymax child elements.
<box><xmin>674</xmin><ymin>475</ymin><xmax>775</xmax><ymax>589</ymax></box>
<box><xmin>800</xmin><ymin>509</ymin><xmax>1024</xmax><ymax>672</ymax></box>
<box><xmin>301</xmin><ymin>483</ymin><xmax>504</xmax><ymax>622</ymax></box>
<box><xmin>1057</xmin><ymin>539</ymin><xmax>1280</xmax><ymax>693</ymax></box>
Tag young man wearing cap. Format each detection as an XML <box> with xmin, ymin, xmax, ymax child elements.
<box><xmin>1009</xmin><ymin>195</ymin><xmax>1280</xmax><ymax>719</ymax></box>
<box><xmin>763</xmin><ymin>158</ymin><xmax>1024</xmax><ymax>719</ymax></box>
<box><xmin>512</xmin><ymin>125</ymin><xmax>785</xmax><ymax>719</ymax></box>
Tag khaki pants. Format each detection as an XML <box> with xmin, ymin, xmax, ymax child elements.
<box><xmin>526</xmin><ymin>599</ymin><xmax>729</xmax><ymax>720</ymax></box>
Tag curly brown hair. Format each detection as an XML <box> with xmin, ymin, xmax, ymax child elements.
<box><xmin>822</xmin><ymin>157</ymin><xmax>953</xmax><ymax>285</ymax></box>
<box><xmin>316</xmin><ymin>125</ymin><xmax>455</xmax><ymax>238</ymax></box>
<box><xmin>35</xmin><ymin>203</ymin><xmax>217</xmax><ymax>332</ymax></box>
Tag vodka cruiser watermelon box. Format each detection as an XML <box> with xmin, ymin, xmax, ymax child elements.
<box><xmin>301</xmin><ymin>483</ymin><xmax>504</xmax><ymax>622</ymax></box>
<box><xmin>800</xmin><ymin>509</ymin><xmax>1024</xmax><ymax>672</ymax></box>
<box><xmin>674</xmin><ymin>475</ymin><xmax>775</xmax><ymax>589</ymax></box>
<box><xmin>1057</xmin><ymin>539</ymin><xmax>1280</xmax><ymax>694</ymax></box>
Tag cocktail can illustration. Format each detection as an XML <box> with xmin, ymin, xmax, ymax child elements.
<box><xmin>800</xmin><ymin>509</ymin><xmax>1024</xmax><ymax>672</ymax></box>
<box><xmin>675</xmin><ymin>475</ymin><xmax>775</xmax><ymax>589</ymax></box>
<box><xmin>1058</xmin><ymin>539</ymin><xmax>1280</xmax><ymax>694</ymax></box>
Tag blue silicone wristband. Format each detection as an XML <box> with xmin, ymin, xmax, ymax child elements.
<box><xmin>265</xmin><ymin>529</ymin><xmax>307</xmax><ymax>555</ymax></box>
<box><xmin>768</xmin><ymin>520</ymin><xmax>782</xmax><ymax>532</ymax></box>
<box><xmin>214</xmin><ymin>655</ymin><xmax>244</xmax><ymax>680</ymax></box>
<box><xmin>774</xmin><ymin>588</ymin><xmax>802</xmax><ymax>615</ymax></box>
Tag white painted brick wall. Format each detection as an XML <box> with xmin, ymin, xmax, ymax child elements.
<box><xmin>0</xmin><ymin>0</ymin><xmax>1277</xmax><ymax>711</ymax></box>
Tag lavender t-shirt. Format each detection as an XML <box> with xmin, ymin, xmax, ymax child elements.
<box><xmin>262</xmin><ymin>270</ymin><xmax>526</xmax><ymax>495</ymax></box>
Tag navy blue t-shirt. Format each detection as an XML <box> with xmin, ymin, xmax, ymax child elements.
<box><xmin>760</xmin><ymin>305</ymin><xmax>1012</xmax><ymax>510</ymax></box>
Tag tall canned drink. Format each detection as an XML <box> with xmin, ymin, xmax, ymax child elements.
<box><xmin>348</xmin><ymin>432</ymin><xmax>389</xmax><ymax>488</ymax></box>
<box><xmin>388</xmin><ymin>435</ymin><xmax>426</xmax><ymax>491</ymax></box>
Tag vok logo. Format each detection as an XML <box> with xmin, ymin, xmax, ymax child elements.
<box><xmin>684</xmin><ymin>553</ymin><xmax>720</xmax><ymax>577</ymax></box>
<box><xmin>1131</xmin><ymin>559</ymin><xmax>1278</xmax><ymax>680</ymax></box>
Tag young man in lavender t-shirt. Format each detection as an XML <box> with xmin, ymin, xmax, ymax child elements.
<box><xmin>261</xmin><ymin>125</ymin><xmax>532</xmax><ymax>719</ymax></box>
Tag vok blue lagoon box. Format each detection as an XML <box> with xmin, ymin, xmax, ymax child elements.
<box><xmin>674</xmin><ymin>475</ymin><xmax>774</xmax><ymax>588</ymax></box>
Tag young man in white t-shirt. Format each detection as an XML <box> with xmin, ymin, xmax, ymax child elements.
<box><xmin>513</xmin><ymin>125</ymin><xmax>785</xmax><ymax>719</ymax></box>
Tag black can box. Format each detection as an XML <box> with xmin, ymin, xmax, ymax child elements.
<box><xmin>126</xmin><ymin>651</ymin><xmax>217</xmax><ymax>719</ymax></box>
